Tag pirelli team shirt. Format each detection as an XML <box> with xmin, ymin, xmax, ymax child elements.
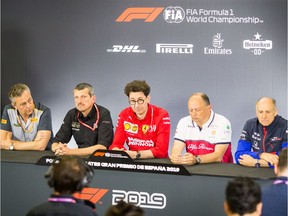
<box><xmin>109</xmin><ymin>104</ymin><xmax>170</xmax><ymax>158</ymax></box>
<box><xmin>0</xmin><ymin>102</ymin><xmax>53</xmax><ymax>147</ymax></box>
<box><xmin>174</xmin><ymin>110</ymin><xmax>233</xmax><ymax>163</ymax></box>
<box><xmin>52</xmin><ymin>104</ymin><xmax>113</xmax><ymax>148</ymax></box>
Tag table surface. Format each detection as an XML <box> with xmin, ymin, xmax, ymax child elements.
<box><xmin>1</xmin><ymin>150</ymin><xmax>276</xmax><ymax>179</ymax></box>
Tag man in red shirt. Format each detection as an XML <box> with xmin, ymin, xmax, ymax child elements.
<box><xmin>109</xmin><ymin>80</ymin><xmax>170</xmax><ymax>159</ymax></box>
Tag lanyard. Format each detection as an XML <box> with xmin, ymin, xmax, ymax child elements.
<box><xmin>273</xmin><ymin>179</ymin><xmax>288</xmax><ymax>185</ymax></box>
<box><xmin>77</xmin><ymin>104</ymin><xmax>99</xmax><ymax>131</ymax></box>
<box><xmin>48</xmin><ymin>197</ymin><xmax>76</xmax><ymax>203</ymax></box>
<box><xmin>16</xmin><ymin>109</ymin><xmax>37</xmax><ymax>134</ymax></box>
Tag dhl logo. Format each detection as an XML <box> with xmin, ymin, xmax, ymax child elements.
<box><xmin>116</xmin><ymin>7</ymin><xmax>164</xmax><ymax>22</ymax></box>
<box><xmin>74</xmin><ymin>188</ymin><xmax>109</xmax><ymax>204</ymax></box>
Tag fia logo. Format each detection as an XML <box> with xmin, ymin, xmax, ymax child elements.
<box><xmin>163</xmin><ymin>6</ymin><xmax>185</xmax><ymax>23</ymax></box>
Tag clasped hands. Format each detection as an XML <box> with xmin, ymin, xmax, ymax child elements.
<box><xmin>52</xmin><ymin>142</ymin><xmax>70</xmax><ymax>156</ymax></box>
<box><xmin>170</xmin><ymin>153</ymin><xmax>197</xmax><ymax>165</ymax></box>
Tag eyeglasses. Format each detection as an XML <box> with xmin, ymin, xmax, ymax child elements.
<box><xmin>129</xmin><ymin>98</ymin><xmax>146</xmax><ymax>105</ymax></box>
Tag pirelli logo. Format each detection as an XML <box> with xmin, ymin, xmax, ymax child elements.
<box><xmin>116</xmin><ymin>7</ymin><xmax>164</xmax><ymax>22</ymax></box>
<box><xmin>156</xmin><ymin>44</ymin><xmax>193</xmax><ymax>54</ymax></box>
<box><xmin>74</xmin><ymin>188</ymin><xmax>109</xmax><ymax>204</ymax></box>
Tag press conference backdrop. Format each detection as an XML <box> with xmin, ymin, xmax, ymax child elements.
<box><xmin>1</xmin><ymin>0</ymin><xmax>287</xmax><ymax>154</ymax></box>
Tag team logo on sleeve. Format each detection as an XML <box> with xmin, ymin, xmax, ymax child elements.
<box><xmin>1</xmin><ymin>119</ymin><xmax>7</xmax><ymax>124</ymax></box>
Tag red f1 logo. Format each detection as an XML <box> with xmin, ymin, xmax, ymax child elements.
<box><xmin>116</xmin><ymin>7</ymin><xmax>164</xmax><ymax>22</ymax></box>
<box><xmin>74</xmin><ymin>188</ymin><xmax>109</xmax><ymax>204</ymax></box>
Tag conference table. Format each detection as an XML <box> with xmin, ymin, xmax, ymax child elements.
<box><xmin>1</xmin><ymin>150</ymin><xmax>275</xmax><ymax>216</ymax></box>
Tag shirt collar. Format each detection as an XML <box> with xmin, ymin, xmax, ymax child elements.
<box><xmin>16</xmin><ymin>107</ymin><xmax>37</xmax><ymax>120</ymax></box>
<box><xmin>131</xmin><ymin>103</ymin><xmax>151</xmax><ymax>120</ymax></box>
<box><xmin>78</xmin><ymin>104</ymin><xmax>96</xmax><ymax>120</ymax></box>
<box><xmin>191</xmin><ymin>110</ymin><xmax>215</xmax><ymax>128</ymax></box>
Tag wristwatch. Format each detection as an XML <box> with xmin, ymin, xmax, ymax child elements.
<box><xmin>136</xmin><ymin>151</ymin><xmax>141</xmax><ymax>159</ymax></box>
<box><xmin>9</xmin><ymin>142</ymin><xmax>14</xmax><ymax>151</ymax></box>
<box><xmin>195</xmin><ymin>155</ymin><xmax>201</xmax><ymax>164</ymax></box>
<box><xmin>255</xmin><ymin>159</ymin><xmax>261</xmax><ymax>168</ymax></box>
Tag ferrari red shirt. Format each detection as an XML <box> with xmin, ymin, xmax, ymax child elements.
<box><xmin>109</xmin><ymin>104</ymin><xmax>170</xmax><ymax>158</ymax></box>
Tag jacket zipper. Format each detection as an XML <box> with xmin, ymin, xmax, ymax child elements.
<box><xmin>262</xmin><ymin>126</ymin><xmax>267</xmax><ymax>152</ymax></box>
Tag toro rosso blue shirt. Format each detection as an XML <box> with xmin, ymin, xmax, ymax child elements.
<box><xmin>235</xmin><ymin>115</ymin><xmax>287</xmax><ymax>164</ymax></box>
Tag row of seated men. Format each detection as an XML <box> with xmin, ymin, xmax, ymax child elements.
<box><xmin>0</xmin><ymin>80</ymin><xmax>287</xmax><ymax>168</ymax></box>
<box><xmin>26</xmin><ymin>150</ymin><xmax>288</xmax><ymax>216</ymax></box>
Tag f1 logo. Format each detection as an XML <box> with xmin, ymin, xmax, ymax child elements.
<box><xmin>74</xmin><ymin>188</ymin><xmax>109</xmax><ymax>204</ymax></box>
<box><xmin>116</xmin><ymin>7</ymin><xmax>164</xmax><ymax>22</ymax></box>
<box><xmin>93</xmin><ymin>152</ymin><xmax>106</xmax><ymax>157</ymax></box>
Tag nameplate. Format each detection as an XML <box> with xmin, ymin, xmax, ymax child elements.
<box><xmin>36</xmin><ymin>155</ymin><xmax>57</xmax><ymax>166</ymax></box>
<box><xmin>89</xmin><ymin>149</ymin><xmax>134</xmax><ymax>163</ymax></box>
<box><xmin>86</xmin><ymin>160</ymin><xmax>190</xmax><ymax>176</ymax></box>
<box><xmin>36</xmin><ymin>150</ymin><xmax>190</xmax><ymax>176</ymax></box>
<box><xmin>88</xmin><ymin>150</ymin><xmax>190</xmax><ymax>176</ymax></box>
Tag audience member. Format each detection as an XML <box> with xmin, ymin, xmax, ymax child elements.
<box><xmin>105</xmin><ymin>200</ymin><xmax>144</xmax><ymax>216</ymax></box>
<box><xmin>170</xmin><ymin>92</ymin><xmax>233</xmax><ymax>165</ymax></box>
<box><xmin>261</xmin><ymin>148</ymin><xmax>287</xmax><ymax>216</ymax></box>
<box><xmin>109</xmin><ymin>80</ymin><xmax>170</xmax><ymax>159</ymax></box>
<box><xmin>235</xmin><ymin>97</ymin><xmax>287</xmax><ymax>167</ymax></box>
<box><xmin>224</xmin><ymin>177</ymin><xmax>262</xmax><ymax>216</ymax></box>
<box><xmin>26</xmin><ymin>155</ymin><xmax>97</xmax><ymax>216</ymax></box>
<box><xmin>51</xmin><ymin>83</ymin><xmax>114</xmax><ymax>156</ymax></box>
<box><xmin>0</xmin><ymin>83</ymin><xmax>52</xmax><ymax>150</ymax></box>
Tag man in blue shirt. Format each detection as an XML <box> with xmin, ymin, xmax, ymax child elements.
<box><xmin>0</xmin><ymin>83</ymin><xmax>52</xmax><ymax>150</ymax></box>
<box><xmin>235</xmin><ymin>97</ymin><xmax>287</xmax><ymax>167</ymax></box>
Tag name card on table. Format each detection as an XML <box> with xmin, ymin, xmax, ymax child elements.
<box><xmin>36</xmin><ymin>150</ymin><xmax>190</xmax><ymax>176</ymax></box>
<box><xmin>88</xmin><ymin>150</ymin><xmax>190</xmax><ymax>176</ymax></box>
